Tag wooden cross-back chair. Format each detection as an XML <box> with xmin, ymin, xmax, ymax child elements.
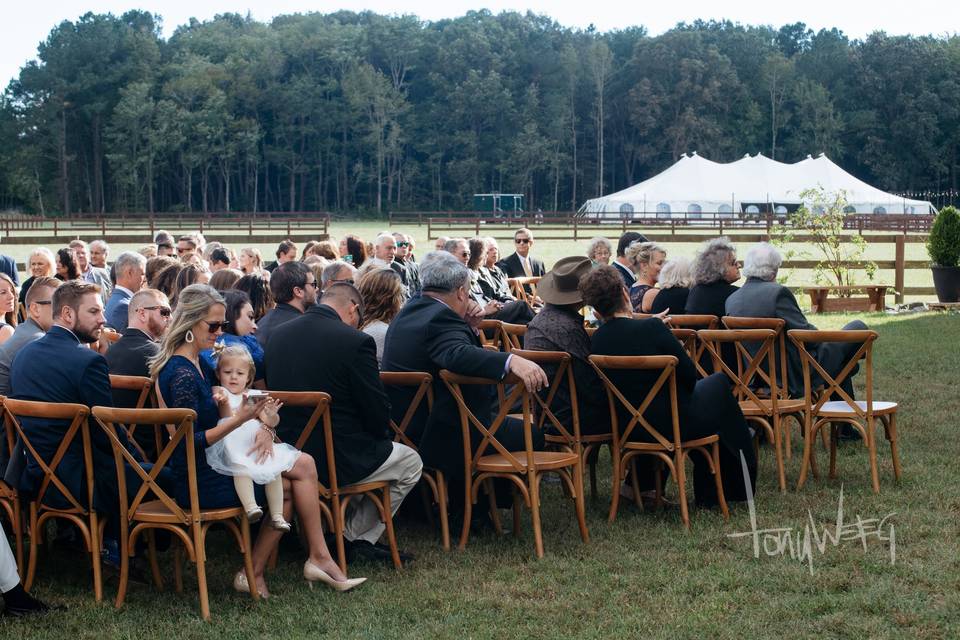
<box><xmin>440</xmin><ymin>370</ymin><xmax>587</xmax><ymax>558</ymax></box>
<box><xmin>507</xmin><ymin>276</ymin><xmax>541</xmax><ymax>305</ymax></box>
<box><xmin>379</xmin><ymin>371</ymin><xmax>450</xmax><ymax>551</ymax></box>
<box><xmin>721</xmin><ymin>316</ymin><xmax>809</xmax><ymax>461</ymax></box>
<box><xmin>787</xmin><ymin>330</ymin><xmax>901</xmax><ymax>493</ymax></box>
<box><xmin>108</xmin><ymin>374</ymin><xmax>162</xmax><ymax>462</ymax></box>
<box><xmin>283</xmin><ymin>390</ymin><xmax>402</xmax><ymax>572</ymax></box>
<box><xmin>92</xmin><ymin>406</ymin><xmax>258</xmax><ymax>620</ymax></box>
<box><xmin>634</xmin><ymin>314</ymin><xmax>719</xmax><ymax>377</ymax></box>
<box><xmin>697</xmin><ymin>328</ymin><xmax>791</xmax><ymax>493</ymax></box>
<box><xmin>513</xmin><ymin>348</ymin><xmax>610</xmax><ymax>502</ymax></box>
<box><xmin>0</xmin><ymin>396</ymin><xmax>25</xmax><ymax>573</ymax></box>
<box><xmin>2</xmin><ymin>399</ymin><xmax>102</xmax><ymax>600</ymax></box>
<box><xmin>588</xmin><ymin>355</ymin><xmax>729</xmax><ymax>528</ymax></box>
<box><xmin>478</xmin><ymin>319</ymin><xmax>508</xmax><ymax>351</ymax></box>
<box><xmin>499</xmin><ymin>322</ymin><xmax>526</xmax><ymax>350</ymax></box>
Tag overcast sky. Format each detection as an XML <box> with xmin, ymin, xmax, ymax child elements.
<box><xmin>4</xmin><ymin>1</ymin><xmax>958</xmax><ymax>86</ymax></box>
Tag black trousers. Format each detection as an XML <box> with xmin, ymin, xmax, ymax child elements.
<box><xmin>816</xmin><ymin>319</ymin><xmax>868</xmax><ymax>400</ymax></box>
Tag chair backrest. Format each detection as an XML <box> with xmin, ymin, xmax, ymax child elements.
<box><xmin>109</xmin><ymin>374</ymin><xmax>159</xmax><ymax>461</ymax></box>
<box><xmin>670</xmin><ymin>328</ymin><xmax>699</xmax><ymax>365</ymax></box>
<box><xmin>440</xmin><ymin>370</ymin><xmax>535</xmax><ymax>475</ymax></box>
<box><xmin>666</xmin><ymin>314</ymin><xmax>719</xmax><ymax>330</ymax></box>
<box><xmin>787</xmin><ymin>329</ymin><xmax>878</xmax><ymax>418</ymax></box>
<box><xmin>477</xmin><ymin>319</ymin><xmax>507</xmax><ymax>351</ymax></box>
<box><xmin>722</xmin><ymin>316</ymin><xmax>789</xmax><ymax>399</ymax></box>
<box><xmin>500</xmin><ymin>322</ymin><xmax>527</xmax><ymax>350</ymax></box>
<box><xmin>92</xmin><ymin>407</ymin><xmax>197</xmax><ymax>525</ymax></box>
<box><xmin>378</xmin><ymin>372</ymin><xmax>433</xmax><ymax>450</ymax></box>
<box><xmin>509</xmin><ymin>349</ymin><xmax>582</xmax><ymax>448</ymax></box>
<box><xmin>698</xmin><ymin>329</ymin><xmax>778</xmax><ymax>415</ymax></box>
<box><xmin>2</xmin><ymin>399</ymin><xmax>92</xmax><ymax>513</ymax></box>
<box><xmin>268</xmin><ymin>391</ymin><xmax>337</xmax><ymax>492</ymax></box>
<box><xmin>587</xmin><ymin>355</ymin><xmax>680</xmax><ymax>451</ymax></box>
<box><xmin>507</xmin><ymin>276</ymin><xmax>541</xmax><ymax>305</ymax></box>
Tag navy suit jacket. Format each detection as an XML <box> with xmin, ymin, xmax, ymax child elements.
<box><xmin>0</xmin><ymin>254</ymin><xmax>19</xmax><ymax>287</ymax></box>
<box><xmin>9</xmin><ymin>325</ymin><xmax>135</xmax><ymax>512</ymax></box>
<box><xmin>381</xmin><ymin>295</ymin><xmax>509</xmax><ymax>477</ymax></box>
<box><xmin>104</xmin><ymin>288</ymin><xmax>132</xmax><ymax>331</ymax></box>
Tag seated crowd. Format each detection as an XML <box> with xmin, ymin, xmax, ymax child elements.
<box><xmin>0</xmin><ymin>226</ymin><xmax>870</xmax><ymax>616</ymax></box>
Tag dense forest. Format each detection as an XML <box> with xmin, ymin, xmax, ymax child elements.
<box><xmin>1</xmin><ymin>10</ymin><xmax>958</xmax><ymax>215</ymax></box>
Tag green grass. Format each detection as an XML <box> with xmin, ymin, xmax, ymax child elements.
<box><xmin>3</xmin><ymin>312</ymin><xmax>959</xmax><ymax>638</ymax></box>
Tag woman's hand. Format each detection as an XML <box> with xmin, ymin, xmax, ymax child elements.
<box><xmin>247</xmin><ymin>427</ymin><xmax>275</xmax><ymax>464</ymax></box>
<box><xmin>236</xmin><ymin>394</ymin><xmax>270</xmax><ymax>422</ymax></box>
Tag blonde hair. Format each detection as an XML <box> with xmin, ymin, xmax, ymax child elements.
<box><xmin>625</xmin><ymin>241</ymin><xmax>666</xmax><ymax>269</ymax></box>
<box><xmin>216</xmin><ymin>345</ymin><xmax>255</xmax><ymax>389</ymax></box>
<box><xmin>148</xmin><ymin>284</ymin><xmax>225</xmax><ymax>377</ymax></box>
<box><xmin>240</xmin><ymin>247</ymin><xmax>262</xmax><ymax>270</ymax></box>
<box><xmin>658</xmin><ymin>257</ymin><xmax>693</xmax><ymax>289</ymax></box>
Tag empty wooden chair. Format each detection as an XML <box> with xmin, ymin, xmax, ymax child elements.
<box><xmin>440</xmin><ymin>370</ymin><xmax>587</xmax><ymax>558</ymax></box>
<box><xmin>108</xmin><ymin>374</ymin><xmax>161</xmax><ymax>462</ymax></box>
<box><xmin>379</xmin><ymin>371</ymin><xmax>450</xmax><ymax>550</ymax></box>
<box><xmin>92</xmin><ymin>406</ymin><xmax>258</xmax><ymax>620</ymax></box>
<box><xmin>698</xmin><ymin>328</ymin><xmax>795</xmax><ymax>493</ymax></box>
<box><xmin>787</xmin><ymin>329</ymin><xmax>901</xmax><ymax>493</ymax></box>
<box><xmin>0</xmin><ymin>396</ymin><xmax>24</xmax><ymax>572</ymax></box>
<box><xmin>280</xmin><ymin>391</ymin><xmax>403</xmax><ymax>572</ymax></box>
<box><xmin>507</xmin><ymin>276</ymin><xmax>541</xmax><ymax>305</ymax></box>
<box><xmin>588</xmin><ymin>354</ymin><xmax>729</xmax><ymax>528</ymax></box>
<box><xmin>2</xmin><ymin>399</ymin><xmax>101</xmax><ymax>600</ymax></box>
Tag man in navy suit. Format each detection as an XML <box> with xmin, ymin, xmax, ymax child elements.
<box><xmin>10</xmin><ymin>281</ymin><xmax>147</xmax><ymax>558</ymax></box>
<box><xmin>104</xmin><ymin>251</ymin><xmax>146</xmax><ymax>331</ymax></box>
<box><xmin>0</xmin><ymin>254</ymin><xmax>18</xmax><ymax>287</ymax></box>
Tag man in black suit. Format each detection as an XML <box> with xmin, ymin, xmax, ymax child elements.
<box><xmin>392</xmin><ymin>232</ymin><xmax>421</xmax><ymax>296</ymax></box>
<box><xmin>105</xmin><ymin>289</ymin><xmax>170</xmax><ymax>455</ymax></box>
<box><xmin>256</xmin><ymin>261</ymin><xmax>316</xmax><ymax>349</ymax></box>
<box><xmin>611</xmin><ymin>231</ymin><xmax>648</xmax><ymax>287</ymax></box>
<box><xmin>496</xmin><ymin>227</ymin><xmax>546</xmax><ymax>280</ymax></box>
<box><xmin>265</xmin><ymin>283</ymin><xmax>421</xmax><ymax>561</ymax></box>
<box><xmin>381</xmin><ymin>251</ymin><xmax>548</xmax><ymax>510</ymax></box>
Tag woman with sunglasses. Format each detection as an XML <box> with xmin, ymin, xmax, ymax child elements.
<box><xmin>150</xmin><ymin>284</ymin><xmax>364</xmax><ymax>598</ymax></box>
<box><xmin>199</xmin><ymin>290</ymin><xmax>266</xmax><ymax>386</ymax></box>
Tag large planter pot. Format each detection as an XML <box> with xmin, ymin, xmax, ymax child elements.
<box><xmin>932</xmin><ymin>265</ymin><xmax>960</xmax><ymax>303</ymax></box>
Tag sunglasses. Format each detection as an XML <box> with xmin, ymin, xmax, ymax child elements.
<box><xmin>177</xmin><ymin>247</ymin><xmax>192</xmax><ymax>254</ymax></box>
<box><xmin>515</xmin><ymin>238</ymin><xmax>531</xmax><ymax>245</ymax></box>
<box><xmin>396</xmin><ymin>241</ymin><xmax>410</xmax><ymax>247</ymax></box>
<box><xmin>203</xmin><ymin>320</ymin><xmax>229</xmax><ymax>333</ymax></box>
<box><xmin>34</xmin><ymin>300</ymin><xmax>53</xmax><ymax>306</ymax></box>
<box><xmin>141</xmin><ymin>305</ymin><xmax>172</xmax><ymax>317</ymax></box>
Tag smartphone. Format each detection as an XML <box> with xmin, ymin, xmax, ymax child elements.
<box><xmin>245</xmin><ymin>390</ymin><xmax>268</xmax><ymax>405</ymax></box>
<box><xmin>344</xmin><ymin>254</ymin><xmax>354</xmax><ymax>265</ymax></box>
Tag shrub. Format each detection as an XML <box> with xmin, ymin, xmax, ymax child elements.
<box><xmin>927</xmin><ymin>206</ymin><xmax>960</xmax><ymax>267</ymax></box>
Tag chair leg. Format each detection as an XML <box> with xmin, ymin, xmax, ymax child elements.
<box><xmin>332</xmin><ymin>497</ymin><xmax>347</xmax><ymax>574</ymax></box>
<box><xmin>528</xmin><ymin>472</ymin><xmax>544</xmax><ymax>559</ymax></box>
<box><xmin>885</xmin><ymin>414</ymin><xmax>902</xmax><ymax>481</ymax></box>
<box><xmin>711</xmin><ymin>444</ymin><xmax>729</xmax><ymax>520</ymax></box>
<box><xmin>829</xmin><ymin>422</ymin><xmax>839</xmax><ymax>479</ymax></box>
<box><xmin>866</xmin><ymin>418</ymin><xmax>881</xmax><ymax>494</ymax></box>
<box><xmin>173</xmin><ymin>543</ymin><xmax>184</xmax><ymax>593</ymax></box>
<box><xmin>629</xmin><ymin>458</ymin><xmax>642</xmax><ymax>509</ymax></box>
<box><xmin>484</xmin><ymin>480</ymin><xmax>502</xmax><ymax>535</ymax></box>
<box><xmin>772</xmin><ymin>415</ymin><xmax>786</xmax><ymax>494</ymax></box>
<box><xmin>436</xmin><ymin>472</ymin><xmax>451</xmax><ymax>551</ymax></box>
<box><xmin>24</xmin><ymin>505</ymin><xmax>39</xmax><ymax>592</ymax></box>
<box><xmin>147</xmin><ymin>531</ymin><xmax>164</xmax><ymax>592</ymax></box>
<box><xmin>607</xmin><ymin>450</ymin><xmax>622</xmax><ymax>523</ymax></box>
<box><xmin>674</xmin><ymin>453</ymin><xmax>690</xmax><ymax>530</ymax></box>
<box><xmin>374</xmin><ymin>489</ymin><xmax>401</xmax><ymax>570</ymax></box>
<box><xmin>796</xmin><ymin>414</ymin><xmax>813</xmax><ymax>491</ymax></box>
<box><xmin>13</xmin><ymin>500</ymin><xmax>24</xmax><ymax>575</ymax></box>
<box><xmin>586</xmin><ymin>446</ymin><xmax>599</xmax><ymax>500</ymax></box>
<box><xmin>512</xmin><ymin>487</ymin><xmax>521</xmax><ymax>539</ymax></box>
<box><xmin>240</xmin><ymin>517</ymin><xmax>259</xmax><ymax>600</ymax></box>
<box><xmin>90</xmin><ymin>513</ymin><xmax>103</xmax><ymax>603</ymax></box>
<box><xmin>572</xmin><ymin>464</ymin><xmax>590</xmax><ymax>544</ymax></box>
<box><xmin>458</xmin><ymin>477</ymin><xmax>472</xmax><ymax>551</ymax></box>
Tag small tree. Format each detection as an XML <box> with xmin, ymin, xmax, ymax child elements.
<box><xmin>773</xmin><ymin>187</ymin><xmax>876</xmax><ymax>293</ymax></box>
<box><xmin>927</xmin><ymin>206</ymin><xmax>960</xmax><ymax>267</ymax></box>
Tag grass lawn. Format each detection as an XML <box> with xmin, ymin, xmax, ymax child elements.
<box><xmin>3</xmin><ymin>311</ymin><xmax>958</xmax><ymax>638</ymax></box>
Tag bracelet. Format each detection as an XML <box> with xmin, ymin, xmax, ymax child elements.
<box><xmin>260</xmin><ymin>425</ymin><xmax>280</xmax><ymax>443</ymax></box>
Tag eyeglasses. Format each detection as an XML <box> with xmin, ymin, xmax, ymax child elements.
<box><xmin>354</xmin><ymin>303</ymin><xmax>364</xmax><ymax>327</ymax></box>
<box><xmin>515</xmin><ymin>238</ymin><xmax>531</xmax><ymax>245</ymax></box>
<box><xmin>34</xmin><ymin>300</ymin><xmax>52</xmax><ymax>306</ymax></box>
<box><xmin>332</xmin><ymin>278</ymin><xmax>354</xmax><ymax>285</ymax></box>
<box><xmin>141</xmin><ymin>305</ymin><xmax>172</xmax><ymax>317</ymax></box>
<box><xmin>203</xmin><ymin>320</ymin><xmax>229</xmax><ymax>333</ymax></box>
<box><xmin>303</xmin><ymin>281</ymin><xmax>318</xmax><ymax>289</ymax></box>
<box><xmin>177</xmin><ymin>247</ymin><xmax>192</xmax><ymax>254</ymax></box>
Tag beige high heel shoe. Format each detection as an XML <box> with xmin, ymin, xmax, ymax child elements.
<box><xmin>233</xmin><ymin>570</ymin><xmax>268</xmax><ymax>599</ymax></box>
<box><xmin>303</xmin><ymin>561</ymin><xmax>366</xmax><ymax>592</ymax></box>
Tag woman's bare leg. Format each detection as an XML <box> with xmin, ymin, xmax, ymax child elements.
<box><xmin>284</xmin><ymin>454</ymin><xmax>348</xmax><ymax>581</ymax></box>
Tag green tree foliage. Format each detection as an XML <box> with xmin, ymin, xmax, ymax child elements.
<box><xmin>927</xmin><ymin>206</ymin><xmax>960</xmax><ymax>267</ymax></box>
<box><xmin>1</xmin><ymin>11</ymin><xmax>960</xmax><ymax>214</ymax></box>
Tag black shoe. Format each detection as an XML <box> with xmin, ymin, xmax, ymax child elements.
<box><xmin>835</xmin><ymin>423</ymin><xmax>862</xmax><ymax>442</ymax></box>
<box><xmin>1</xmin><ymin>591</ymin><xmax>63</xmax><ymax>618</ymax></box>
<box><xmin>350</xmin><ymin>540</ymin><xmax>414</xmax><ymax>565</ymax></box>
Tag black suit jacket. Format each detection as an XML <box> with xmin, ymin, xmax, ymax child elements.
<box><xmin>265</xmin><ymin>304</ymin><xmax>392</xmax><ymax>486</ymax></box>
<box><xmin>256</xmin><ymin>302</ymin><xmax>303</xmax><ymax>350</ymax></box>
<box><xmin>105</xmin><ymin>328</ymin><xmax>158</xmax><ymax>408</ymax></box>
<box><xmin>381</xmin><ymin>295</ymin><xmax>509</xmax><ymax>477</ymax></box>
<box><xmin>496</xmin><ymin>252</ymin><xmax>545</xmax><ymax>279</ymax></box>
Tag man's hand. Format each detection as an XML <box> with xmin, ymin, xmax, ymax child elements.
<box><xmin>481</xmin><ymin>300</ymin><xmax>503</xmax><ymax>316</ymax></box>
<box><xmin>508</xmin><ymin>356</ymin><xmax>549</xmax><ymax>393</ymax></box>
<box><xmin>247</xmin><ymin>427</ymin><xmax>275</xmax><ymax>464</ymax></box>
<box><xmin>465</xmin><ymin>300</ymin><xmax>485</xmax><ymax>329</ymax></box>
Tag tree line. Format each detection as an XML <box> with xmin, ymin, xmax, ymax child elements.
<box><xmin>1</xmin><ymin>10</ymin><xmax>958</xmax><ymax>216</ymax></box>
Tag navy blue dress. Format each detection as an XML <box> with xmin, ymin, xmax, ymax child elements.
<box><xmin>156</xmin><ymin>355</ymin><xmax>263</xmax><ymax>509</ymax></box>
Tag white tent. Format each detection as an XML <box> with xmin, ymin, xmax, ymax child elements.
<box><xmin>579</xmin><ymin>152</ymin><xmax>934</xmax><ymax>218</ymax></box>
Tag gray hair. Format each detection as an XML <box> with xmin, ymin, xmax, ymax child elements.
<box><xmin>420</xmin><ymin>250</ymin><xmax>471</xmax><ymax>292</ymax></box>
<box><xmin>693</xmin><ymin>237</ymin><xmax>736</xmax><ymax>285</ymax></box>
<box><xmin>115</xmin><ymin>251</ymin><xmax>146</xmax><ymax>277</ymax></box>
<box><xmin>375</xmin><ymin>233</ymin><xmax>395</xmax><ymax>246</ymax></box>
<box><xmin>321</xmin><ymin>260</ymin><xmax>357</xmax><ymax>289</ymax></box>
<box><xmin>587</xmin><ymin>236</ymin><xmax>612</xmax><ymax>261</ymax></box>
<box><xmin>29</xmin><ymin>247</ymin><xmax>56</xmax><ymax>273</ymax></box>
<box><xmin>742</xmin><ymin>242</ymin><xmax>782</xmax><ymax>281</ymax></box>
<box><xmin>442</xmin><ymin>237</ymin><xmax>467</xmax><ymax>254</ymax></box>
<box><xmin>658</xmin><ymin>257</ymin><xmax>693</xmax><ymax>289</ymax></box>
<box><xmin>90</xmin><ymin>239</ymin><xmax>109</xmax><ymax>254</ymax></box>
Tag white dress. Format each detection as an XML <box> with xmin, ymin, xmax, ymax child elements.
<box><xmin>205</xmin><ymin>390</ymin><xmax>301</xmax><ymax>484</ymax></box>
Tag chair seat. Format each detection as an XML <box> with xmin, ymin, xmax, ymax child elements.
<box><xmin>476</xmin><ymin>451</ymin><xmax>578</xmax><ymax>472</ymax></box>
<box><xmin>545</xmin><ymin>432</ymin><xmax>612</xmax><ymax>444</ymax></box>
<box><xmin>740</xmin><ymin>398</ymin><xmax>806</xmax><ymax>415</ymax></box>
<box><xmin>337</xmin><ymin>480</ymin><xmax>392</xmax><ymax>496</ymax></box>
<box><xmin>623</xmin><ymin>434</ymin><xmax>720</xmax><ymax>452</ymax></box>
<box><xmin>133</xmin><ymin>499</ymin><xmax>244</xmax><ymax>524</ymax></box>
<box><xmin>818</xmin><ymin>400</ymin><xmax>898</xmax><ymax>416</ymax></box>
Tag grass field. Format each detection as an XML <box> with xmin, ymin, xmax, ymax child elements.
<box><xmin>2</xmin><ymin>311</ymin><xmax>958</xmax><ymax>638</ymax></box>
<box><xmin>0</xmin><ymin>219</ymin><xmax>938</xmax><ymax>307</ymax></box>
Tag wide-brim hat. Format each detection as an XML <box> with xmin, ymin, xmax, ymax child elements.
<box><xmin>537</xmin><ymin>256</ymin><xmax>593</xmax><ymax>305</ymax></box>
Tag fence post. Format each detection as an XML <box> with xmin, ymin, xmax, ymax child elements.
<box><xmin>894</xmin><ymin>234</ymin><xmax>905</xmax><ymax>304</ymax></box>
<box><xmin>573</xmin><ymin>216</ymin><xmax>578</xmax><ymax>241</ymax></box>
<box><xmin>199</xmin><ymin>216</ymin><xmax>204</xmax><ymax>234</ymax></box>
<box><xmin>54</xmin><ymin>217</ymin><xmax>58</xmax><ymax>236</ymax></box>
<box><xmin>286</xmin><ymin>218</ymin><xmax>291</xmax><ymax>237</ymax></box>
<box><xmin>248</xmin><ymin>216</ymin><xmax>253</xmax><ymax>237</ymax></box>
<box><xmin>149</xmin><ymin>215</ymin><xmax>155</xmax><ymax>239</ymax></box>
<box><xmin>101</xmin><ymin>217</ymin><xmax>106</xmax><ymax>237</ymax></box>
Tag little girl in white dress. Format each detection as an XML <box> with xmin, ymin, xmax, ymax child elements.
<box><xmin>206</xmin><ymin>345</ymin><xmax>300</xmax><ymax>530</ymax></box>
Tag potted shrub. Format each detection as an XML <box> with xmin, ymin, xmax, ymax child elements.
<box><xmin>927</xmin><ymin>206</ymin><xmax>960</xmax><ymax>302</ymax></box>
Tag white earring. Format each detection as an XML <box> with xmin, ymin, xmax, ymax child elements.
<box><xmin>185</xmin><ymin>329</ymin><xmax>195</xmax><ymax>344</ymax></box>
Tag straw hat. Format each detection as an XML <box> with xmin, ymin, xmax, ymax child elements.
<box><xmin>537</xmin><ymin>256</ymin><xmax>593</xmax><ymax>305</ymax></box>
